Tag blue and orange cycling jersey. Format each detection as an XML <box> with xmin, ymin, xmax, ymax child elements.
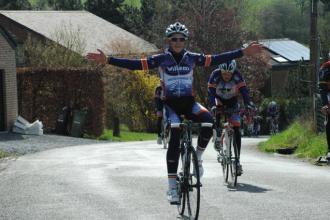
<box><xmin>207</xmin><ymin>69</ymin><xmax>250</xmax><ymax>108</ymax></box>
<box><xmin>108</xmin><ymin>48</ymin><xmax>243</xmax><ymax>99</ymax></box>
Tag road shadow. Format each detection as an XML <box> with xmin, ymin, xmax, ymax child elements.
<box><xmin>177</xmin><ymin>215</ymin><xmax>198</xmax><ymax>220</ymax></box>
<box><xmin>227</xmin><ymin>182</ymin><xmax>271</xmax><ymax>193</ymax></box>
<box><xmin>176</xmin><ymin>215</ymin><xmax>190</xmax><ymax>220</ymax></box>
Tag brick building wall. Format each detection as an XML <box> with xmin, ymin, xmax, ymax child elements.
<box><xmin>0</xmin><ymin>30</ymin><xmax>18</xmax><ymax>131</ymax></box>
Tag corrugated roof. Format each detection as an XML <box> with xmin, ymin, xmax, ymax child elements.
<box><xmin>0</xmin><ymin>10</ymin><xmax>158</xmax><ymax>55</ymax></box>
<box><xmin>259</xmin><ymin>38</ymin><xmax>310</xmax><ymax>62</ymax></box>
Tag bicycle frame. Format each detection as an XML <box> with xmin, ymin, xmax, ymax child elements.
<box><xmin>171</xmin><ymin>121</ymin><xmax>212</xmax><ymax>220</ymax></box>
<box><xmin>269</xmin><ymin>116</ymin><xmax>278</xmax><ymax>135</ymax></box>
<box><xmin>213</xmin><ymin>108</ymin><xmax>239</xmax><ymax>187</ymax></box>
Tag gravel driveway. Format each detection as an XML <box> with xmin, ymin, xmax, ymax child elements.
<box><xmin>0</xmin><ymin>132</ymin><xmax>106</xmax><ymax>156</ymax></box>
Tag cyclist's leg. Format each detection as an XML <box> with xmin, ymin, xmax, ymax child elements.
<box><xmin>157</xmin><ymin>116</ymin><xmax>162</xmax><ymax>136</ymax></box>
<box><xmin>326</xmin><ymin>112</ymin><xmax>330</xmax><ymax>158</ymax></box>
<box><xmin>164</xmin><ymin>105</ymin><xmax>181</xmax><ymax>190</ymax></box>
<box><xmin>190</xmin><ymin>103</ymin><xmax>213</xmax><ymax>161</ymax></box>
<box><xmin>215</xmin><ymin>110</ymin><xmax>222</xmax><ymax>136</ymax></box>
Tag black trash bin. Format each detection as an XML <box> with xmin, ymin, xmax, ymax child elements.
<box><xmin>55</xmin><ymin>106</ymin><xmax>71</xmax><ymax>135</ymax></box>
<box><xmin>70</xmin><ymin>110</ymin><xmax>87</xmax><ymax>137</ymax></box>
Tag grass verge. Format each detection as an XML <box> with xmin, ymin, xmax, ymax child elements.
<box><xmin>0</xmin><ymin>150</ymin><xmax>10</xmax><ymax>159</ymax></box>
<box><xmin>99</xmin><ymin>127</ymin><xmax>156</xmax><ymax>142</ymax></box>
<box><xmin>259</xmin><ymin>119</ymin><xmax>327</xmax><ymax>159</ymax></box>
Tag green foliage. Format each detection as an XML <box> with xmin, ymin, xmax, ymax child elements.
<box><xmin>84</xmin><ymin>0</ymin><xmax>125</xmax><ymax>25</ymax></box>
<box><xmin>99</xmin><ymin>125</ymin><xmax>156</xmax><ymax>141</ymax></box>
<box><xmin>284</xmin><ymin>62</ymin><xmax>310</xmax><ymax>99</ymax></box>
<box><xmin>259</xmin><ymin>119</ymin><xmax>328</xmax><ymax>159</ymax></box>
<box><xmin>0</xmin><ymin>0</ymin><xmax>31</xmax><ymax>9</ymax></box>
<box><xmin>120</xmin><ymin>4</ymin><xmax>143</xmax><ymax>35</ymax></box>
<box><xmin>319</xmin><ymin>11</ymin><xmax>330</xmax><ymax>60</ymax></box>
<box><xmin>259</xmin><ymin>96</ymin><xmax>312</xmax><ymax>132</ymax></box>
<box><xmin>103</xmin><ymin>66</ymin><xmax>159</xmax><ymax>132</ymax></box>
<box><xmin>239</xmin><ymin>0</ymin><xmax>274</xmax><ymax>38</ymax></box>
<box><xmin>124</xmin><ymin>0</ymin><xmax>140</xmax><ymax>8</ymax></box>
<box><xmin>120</xmin><ymin>0</ymin><xmax>155</xmax><ymax>40</ymax></box>
<box><xmin>258</xmin><ymin>0</ymin><xmax>309</xmax><ymax>43</ymax></box>
<box><xmin>47</xmin><ymin>0</ymin><xmax>83</xmax><ymax>9</ymax></box>
<box><xmin>240</xmin><ymin>0</ymin><xmax>310</xmax><ymax>43</ymax></box>
<box><xmin>0</xmin><ymin>150</ymin><xmax>10</xmax><ymax>159</ymax></box>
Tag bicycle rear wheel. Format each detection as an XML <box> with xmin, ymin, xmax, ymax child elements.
<box><xmin>186</xmin><ymin>147</ymin><xmax>200</xmax><ymax>220</ymax></box>
<box><xmin>229</xmin><ymin>137</ymin><xmax>238</xmax><ymax>187</ymax></box>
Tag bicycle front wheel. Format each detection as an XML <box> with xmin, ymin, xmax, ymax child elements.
<box><xmin>177</xmin><ymin>148</ymin><xmax>186</xmax><ymax>215</ymax></box>
<box><xmin>186</xmin><ymin>147</ymin><xmax>200</xmax><ymax>220</ymax></box>
<box><xmin>229</xmin><ymin>136</ymin><xmax>238</xmax><ymax>187</ymax></box>
<box><xmin>218</xmin><ymin>143</ymin><xmax>229</xmax><ymax>184</ymax></box>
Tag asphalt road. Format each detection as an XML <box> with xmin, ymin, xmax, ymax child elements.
<box><xmin>0</xmin><ymin>137</ymin><xmax>329</xmax><ymax>220</ymax></box>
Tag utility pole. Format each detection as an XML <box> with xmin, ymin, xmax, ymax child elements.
<box><xmin>310</xmin><ymin>0</ymin><xmax>319</xmax><ymax>130</ymax></box>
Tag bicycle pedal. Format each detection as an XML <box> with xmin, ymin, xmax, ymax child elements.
<box><xmin>170</xmin><ymin>201</ymin><xmax>180</xmax><ymax>205</ymax></box>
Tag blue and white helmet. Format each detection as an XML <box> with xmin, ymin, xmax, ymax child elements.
<box><xmin>218</xmin><ymin>60</ymin><xmax>236</xmax><ymax>73</ymax></box>
<box><xmin>165</xmin><ymin>22</ymin><xmax>189</xmax><ymax>39</ymax></box>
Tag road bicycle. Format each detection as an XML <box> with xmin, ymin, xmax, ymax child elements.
<box><xmin>268</xmin><ymin>116</ymin><xmax>279</xmax><ymax>135</ymax></box>
<box><xmin>213</xmin><ymin>107</ymin><xmax>240</xmax><ymax>187</ymax></box>
<box><xmin>172</xmin><ymin>120</ymin><xmax>212</xmax><ymax>220</ymax></box>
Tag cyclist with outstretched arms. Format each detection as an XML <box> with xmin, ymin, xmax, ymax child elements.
<box><xmin>87</xmin><ymin>22</ymin><xmax>263</xmax><ymax>204</ymax></box>
<box><xmin>208</xmin><ymin>60</ymin><xmax>254</xmax><ymax>175</ymax></box>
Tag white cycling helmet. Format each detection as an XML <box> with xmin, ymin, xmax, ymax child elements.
<box><xmin>165</xmin><ymin>22</ymin><xmax>189</xmax><ymax>39</ymax></box>
<box><xmin>218</xmin><ymin>60</ymin><xmax>236</xmax><ymax>73</ymax></box>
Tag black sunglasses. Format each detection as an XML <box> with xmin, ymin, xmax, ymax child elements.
<box><xmin>170</xmin><ymin>37</ymin><xmax>186</xmax><ymax>42</ymax></box>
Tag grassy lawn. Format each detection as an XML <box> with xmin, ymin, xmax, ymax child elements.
<box><xmin>99</xmin><ymin>126</ymin><xmax>156</xmax><ymax>142</ymax></box>
<box><xmin>0</xmin><ymin>150</ymin><xmax>10</xmax><ymax>159</ymax></box>
<box><xmin>259</xmin><ymin>119</ymin><xmax>328</xmax><ymax>159</ymax></box>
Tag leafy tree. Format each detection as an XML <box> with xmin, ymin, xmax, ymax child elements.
<box><xmin>319</xmin><ymin>11</ymin><xmax>330</xmax><ymax>60</ymax></box>
<box><xmin>120</xmin><ymin>0</ymin><xmax>159</xmax><ymax>41</ymax></box>
<box><xmin>84</xmin><ymin>0</ymin><xmax>125</xmax><ymax>25</ymax></box>
<box><xmin>141</xmin><ymin>0</ymin><xmax>155</xmax><ymax>25</ymax></box>
<box><xmin>0</xmin><ymin>0</ymin><xmax>31</xmax><ymax>9</ymax></box>
<box><xmin>258</xmin><ymin>0</ymin><xmax>309</xmax><ymax>44</ymax></box>
<box><xmin>120</xmin><ymin>5</ymin><xmax>143</xmax><ymax>36</ymax></box>
<box><xmin>47</xmin><ymin>0</ymin><xmax>83</xmax><ymax>10</ymax></box>
<box><xmin>33</xmin><ymin>0</ymin><xmax>51</xmax><ymax>10</ymax></box>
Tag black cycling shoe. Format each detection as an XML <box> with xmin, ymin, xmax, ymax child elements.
<box><xmin>236</xmin><ymin>163</ymin><xmax>243</xmax><ymax>176</ymax></box>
